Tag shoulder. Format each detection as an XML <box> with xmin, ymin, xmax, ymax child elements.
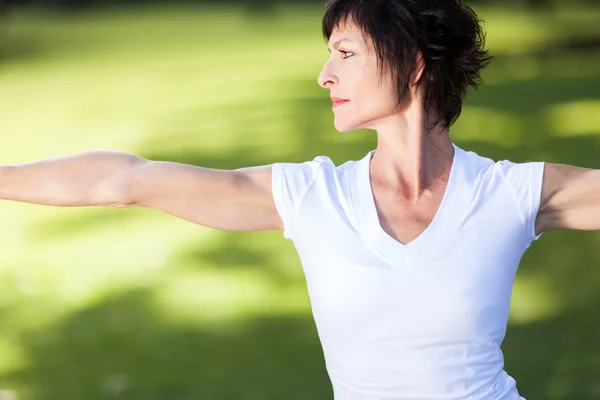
<box><xmin>454</xmin><ymin>145</ymin><xmax>546</xmax><ymax>240</ymax></box>
<box><xmin>271</xmin><ymin>153</ymin><xmax>364</xmax><ymax>238</ymax></box>
<box><xmin>456</xmin><ymin>145</ymin><xmax>544</xmax><ymax>186</ymax></box>
<box><xmin>272</xmin><ymin>153</ymin><xmax>363</xmax><ymax>188</ymax></box>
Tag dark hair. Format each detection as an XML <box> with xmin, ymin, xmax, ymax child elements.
<box><xmin>322</xmin><ymin>0</ymin><xmax>493</xmax><ymax>131</ymax></box>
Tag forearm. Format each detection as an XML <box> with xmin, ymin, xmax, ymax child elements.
<box><xmin>0</xmin><ymin>150</ymin><xmax>143</xmax><ymax>207</ymax></box>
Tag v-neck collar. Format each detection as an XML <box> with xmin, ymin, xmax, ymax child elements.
<box><xmin>350</xmin><ymin>144</ymin><xmax>465</xmax><ymax>271</ymax></box>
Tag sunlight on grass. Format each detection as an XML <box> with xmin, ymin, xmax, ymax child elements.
<box><xmin>509</xmin><ymin>275</ymin><xmax>561</xmax><ymax>325</ymax></box>
<box><xmin>547</xmin><ymin>100</ymin><xmax>600</xmax><ymax>137</ymax></box>
<box><xmin>0</xmin><ymin>208</ymin><xmax>197</xmax><ymax>330</ymax></box>
<box><xmin>0</xmin><ymin>337</ymin><xmax>27</xmax><ymax>376</ymax></box>
<box><xmin>0</xmin><ymin>390</ymin><xmax>18</xmax><ymax>400</ymax></box>
<box><xmin>451</xmin><ymin>105</ymin><xmax>523</xmax><ymax>147</ymax></box>
<box><xmin>480</xmin><ymin>6</ymin><xmax>600</xmax><ymax>54</ymax></box>
<box><xmin>483</xmin><ymin>15</ymin><xmax>553</xmax><ymax>55</ymax></box>
<box><xmin>152</xmin><ymin>269</ymin><xmax>310</xmax><ymax>329</ymax></box>
<box><xmin>0</xmin><ymin>7</ymin><xmax>323</xmax><ymax>163</ymax></box>
<box><xmin>0</xmin><ymin>48</ymin><xmax>319</xmax><ymax>161</ymax></box>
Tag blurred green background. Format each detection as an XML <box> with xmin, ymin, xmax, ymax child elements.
<box><xmin>0</xmin><ymin>1</ymin><xmax>599</xmax><ymax>400</ymax></box>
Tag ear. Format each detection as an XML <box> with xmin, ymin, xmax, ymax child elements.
<box><xmin>410</xmin><ymin>51</ymin><xmax>425</xmax><ymax>86</ymax></box>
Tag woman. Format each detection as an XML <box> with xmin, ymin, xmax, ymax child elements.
<box><xmin>281</xmin><ymin>1</ymin><xmax>599</xmax><ymax>399</ymax></box>
<box><xmin>0</xmin><ymin>1</ymin><xmax>598</xmax><ymax>399</ymax></box>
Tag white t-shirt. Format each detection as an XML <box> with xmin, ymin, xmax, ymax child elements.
<box><xmin>271</xmin><ymin>143</ymin><xmax>545</xmax><ymax>400</ymax></box>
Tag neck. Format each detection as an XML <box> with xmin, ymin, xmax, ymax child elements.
<box><xmin>369</xmin><ymin>104</ymin><xmax>455</xmax><ymax>201</ymax></box>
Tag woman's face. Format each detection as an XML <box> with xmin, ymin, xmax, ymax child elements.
<box><xmin>318</xmin><ymin>20</ymin><xmax>399</xmax><ymax>133</ymax></box>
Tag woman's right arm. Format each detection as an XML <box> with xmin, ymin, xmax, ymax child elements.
<box><xmin>0</xmin><ymin>150</ymin><xmax>284</xmax><ymax>232</ymax></box>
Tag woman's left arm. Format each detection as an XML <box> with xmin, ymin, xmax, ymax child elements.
<box><xmin>536</xmin><ymin>163</ymin><xmax>600</xmax><ymax>234</ymax></box>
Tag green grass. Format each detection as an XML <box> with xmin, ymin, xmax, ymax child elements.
<box><xmin>0</xmin><ymin>3</ymin><xmax>599</xmax><ymax>400</ymax></box>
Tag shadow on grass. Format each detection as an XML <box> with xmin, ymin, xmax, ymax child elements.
<box><xmin>468</xmin><ymin>72</ymin><xmax>600</xmax><ymax>116</ymax></box>
<box><xmin>3</xmin><ymin>212</ymin><xmax>600</xmax><ymax>400</ymax></box>
<box><xmin>503</xmin><ymin>230</ymin><xmax>600</xmax><ymax>399</ymax></box>
<box><xmin>0</xmin><ymin>288</ymin><xmax>331</xmax><ymax>400</ymax></box>
<box><xmin>180</xmin><ymin>230</ymin><xmax>305</xmax><ymax>287</ymax></box>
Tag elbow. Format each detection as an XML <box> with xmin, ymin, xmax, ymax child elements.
<box><xmin>116</xmin><ymin>156</ymin><xmax>150</xmax><ymax>207</ymax></box>
<box><xmin>96</xmin><ymin>154</ymin><xmax>148</xmax><ymax>208</ymax></box>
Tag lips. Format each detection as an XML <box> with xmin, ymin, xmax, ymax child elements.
<box><xmin>331</xmin><ymin>97</ymin><xmax>350</xmax><ymax>108</ymax></box>
<box><xmin>331</xmin><ymin>97</ymin><xmax>350</xmax><ymax>104</ymax></box>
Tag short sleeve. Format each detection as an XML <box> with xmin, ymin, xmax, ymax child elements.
<box><xmin>271</xmin><ymin>157</ymin><xmax>325</xmax><ymax>239</ymax></box>
<box><xmin>495</xmin><ymin>160</ymin><xmax>545</xmax><ymax>242</ymax></box>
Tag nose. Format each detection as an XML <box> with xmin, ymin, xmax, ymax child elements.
<box><xmin>318</xmin><ymin>59</ymin><xmax>337</xmax><ymax>89</ymax></box>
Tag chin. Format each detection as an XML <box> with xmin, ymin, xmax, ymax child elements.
<box><xmin>334</xmin><ymin>118</ymin><xmax>360</xmax><ymax>133</ymax></box>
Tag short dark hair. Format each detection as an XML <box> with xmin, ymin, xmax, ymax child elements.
<box><xmin>322</xmin><ymin>0</ymin><xmax>493</xmax><ymax>130</ymax></box>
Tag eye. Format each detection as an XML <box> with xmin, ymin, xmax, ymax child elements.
<box><xmin>339</xmin><ymin>50</ymin><xmax>354</xmax><ymax>59</ymax></box>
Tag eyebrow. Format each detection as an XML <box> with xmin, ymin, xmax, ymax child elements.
<box><xmin>327</xmin><ymin>38</ymin><xmax>351</xmax><ymax>53</ymax></box>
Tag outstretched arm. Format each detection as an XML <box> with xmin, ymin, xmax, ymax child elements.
<box><xmin>0</xmin><ymin>150</ymin><xmax>284</xmax><ymax>232</ymax></box>
<box><xmin>536</xmin><ymin>163</ymin><xmax>600</xmax><ymax>234</ymax></box>
<box><xmin>0</xmin><ymin>150</ymin><xmax>140</xmax><ymax>207</ymax></box>
<box><xmin>125</xmin><ymin>159</ymin><xmax>282</xmax><ymax>232</ymax></box>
